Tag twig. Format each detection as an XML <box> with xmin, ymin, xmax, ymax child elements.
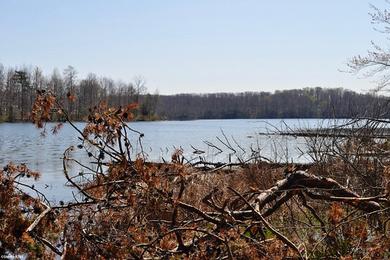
<box><xmin>228</xmin><ymin>187</ymin><xmax>305</xmax><ymax>259</ymax></box>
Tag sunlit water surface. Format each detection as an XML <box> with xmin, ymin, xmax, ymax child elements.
<box><xmin>0</xmin><ymin>119</ymin><xmax>345</xmax><ymax>201</ymax></box>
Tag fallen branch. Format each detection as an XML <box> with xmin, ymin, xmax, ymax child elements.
<box><xmin>255</xmin><ymin>171</ymin><xmax>382</xmax><ymax>213</ymax></box>
<box><xmin>26</xmin><ymin>202</ymin><xmax>63</xmax><ymax>256</ymax></box>
<box><xmin>229</xmin><ymin>187</ymin><xmax>305</xmax><ymax>259</ymax></box>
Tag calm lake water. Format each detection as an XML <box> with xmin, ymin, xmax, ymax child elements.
<box><xmin>0</xmin><ymin>119</ymin><xmax>344</xmax><ymax>201</ymax></box>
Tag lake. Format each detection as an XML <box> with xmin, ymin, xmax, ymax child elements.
<box><xmin>0</xmin><ymin>119</ymin><xmax>344</xmax><ymax>201</ymax></box>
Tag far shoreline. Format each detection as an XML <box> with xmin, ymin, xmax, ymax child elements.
<box><xmin>0</xmin><ymin>117</ymin><xmax>353</xmax><ymax>124</ymax></box>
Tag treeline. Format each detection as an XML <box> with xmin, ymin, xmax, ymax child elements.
<box><xmin>156</xmin><ymin>88</ymin><xmax>389</xmax><ymax>120</ymax></box>
<box><xmin>0</xmin><ymin>64</ymin><xmax>159</xmax><ymax>122</ymax></box>
<box><xmin>0</xmin><ymin>64</ymin><xmax>388</xmax><ymax>122</ymax></box>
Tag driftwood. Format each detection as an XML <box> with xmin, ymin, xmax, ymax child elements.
<box><xmin>255</xmin><ymin>170</ymin><xmax>382</xmax><ymax>214</ymax></box>
<box><xmin>197</xmin><ymin>170</ymin><xmax>385</xmax><ymax>227</ymax></box>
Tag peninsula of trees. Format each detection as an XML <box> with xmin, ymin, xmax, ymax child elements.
<box><xmin>0</xmin><ymin>64</ymin><xmax>386</xmax><ymax>122</ymax></box>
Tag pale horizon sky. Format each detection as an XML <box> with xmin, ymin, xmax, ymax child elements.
<box><xmin>0</xmin><ymin>0</ymin><xmax>389</xmax><ymax>94</ymax></box>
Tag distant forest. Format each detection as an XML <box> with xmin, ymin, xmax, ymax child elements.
<box><xmin>157</xmin><ymin>89</ymin><xmax>389</xmax><ymax>120</ymax></box>
<box><xmin>0</xmin><ymin>64</ymin><xmax>388</xmax><ymax>122</ymax></box>
<box><xmin>0</xmin><ymin>64</ymin><xmax>159</xmax><ymax>122</ymax></box>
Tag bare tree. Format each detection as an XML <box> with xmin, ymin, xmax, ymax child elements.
<box><xmin>63</xmin><ymin>65</ymin><xmax>78</xmax><ymax>116</ymax></box>
<box><xmin>348</xmin><ymin>2</ymin><xmax>390</xmax><ymax>92</ymax></box>
<box><xmin>133</xmin><ymin>75</ymin><xmax>147</xmax><ymax>103</ymax></box>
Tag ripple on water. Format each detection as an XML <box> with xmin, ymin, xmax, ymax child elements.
<box><xmin>1</xmin><ymin>119</ymin><xmax>334</xmax><ymax>201</ymax></box>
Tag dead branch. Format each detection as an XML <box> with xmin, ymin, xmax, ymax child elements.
<box><xmin>255</xmin><ymin>171</ymin><xmax>382</xmax><ymax>213</ymax></box>
<box><xmin>229</xmin><ymin>187</ymin><xmax>304</xmax><ymax>259</ymax></box>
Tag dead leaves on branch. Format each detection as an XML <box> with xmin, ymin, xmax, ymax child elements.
<box><xmin>31</xmin><ymin>90</ymin><xmax>56</xmax><ymax>128</ymax></box>
<box><xmin>0</xmin><ymin>163</ymin><xmax>48</xmax><ymax>258</ymax></box>
<box><xmin>83</xmin><ymin>102</ymin><xmax>138</xmax><ymax>142</ymax></box>
<box><xmin>66</xmin><ymin>91</ymin><xmax>76</xmax><ymax>103</ymax></box>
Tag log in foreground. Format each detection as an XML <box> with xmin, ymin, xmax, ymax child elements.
<box><xmin>255</xmin><ymin>170</ymin><xmax>383</xmax><ymax>214</ymax></box>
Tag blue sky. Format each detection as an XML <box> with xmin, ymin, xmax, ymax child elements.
<box><xmin>0</xmin><ymin>0</ymin><xmax>388</xmax><ymax>94</ymax></box>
